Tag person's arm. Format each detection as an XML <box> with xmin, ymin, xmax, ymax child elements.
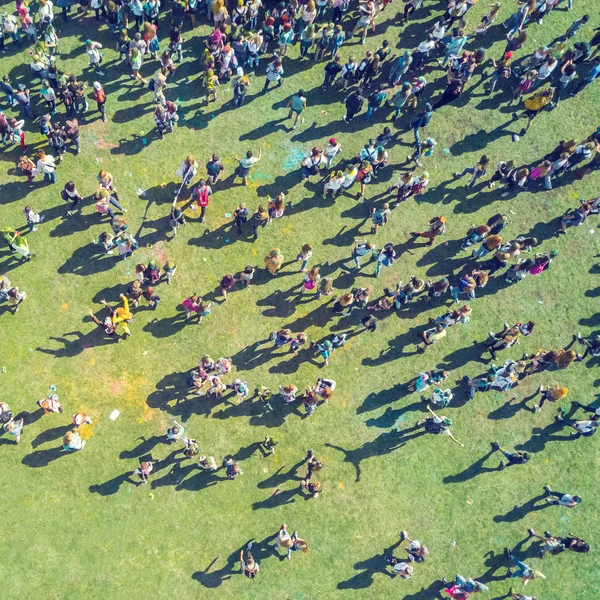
<box><xmin>88</xmin><ymin>310</ymin><xmax>103</xmax><ymax>327</ymax></box>
<box><xmin>426</xmin><ymin>405</ymin><xmax>437</xmax><ymax>417</ymax></box>
<box><xmin>447</xmin><ymin>431</ymin><xmax>464</xmax><ymax>447</ymax></box>
<box><xmin>257</xmin><ymin>147</ymin><xmax>262</xmax><ymax>160</ymax></box>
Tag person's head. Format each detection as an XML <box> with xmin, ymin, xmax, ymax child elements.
<box><xmin>297</xmin><ymin>89</ymin><xmax>305</xmax><ymax>98</ymax></box>
<box><xmin>37</xmin><ymin>150</ymin><xmax>46</xmax><ymax>160</ymax></box>
<box><xmin>134</xmin><ymin>32</ymin><xmax>142</xmax><ymax>41</ymax></box>
<box><xmin>311</xmin><ymin>147</ymin><xmax>321</xmax><ymax>157</ymax></box>
<box><xmin>307</xmin><ymin>0</ymin><xmax>316</xmax><ymax>9</ymax></box>
<box><xmin>479</xmin><ymin>155</ymin><xmax>490</xmax><ymax>167</ymax></box>
<box><xmin>581</xmin><ymin>14</ymin><xmax>589</xmax><ymax>23</ymax></box>
<box><xmin>546</xmin><ymin>56</ymin><xmax>556</xmax><ymax>66</ymax></box>
<box><xmin>301</xmin><ymin>243</ymin><xmax>313</xmax><ymax>254</ymax></box>
<box><xmin>63</xmin><ymin>431</ymin><xmax>74</xmax><ymax>445</ymax></box>
<box><xmin>573</xmin><ymin>495</ymin><xmax>582</xmax><ymax>503</ymax></box>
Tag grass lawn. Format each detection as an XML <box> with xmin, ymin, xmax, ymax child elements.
<box><xmin>1</xmin><ymin>0</ymin><xmax>600</xmax><ymax>598</ymax></box>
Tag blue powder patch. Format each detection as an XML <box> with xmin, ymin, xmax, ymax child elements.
<box><xmin>283</xmin><ymin>145</ymin><xmax>306</xmax><ymax>171</ymax></box>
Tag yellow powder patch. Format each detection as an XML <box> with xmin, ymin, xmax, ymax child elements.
<box><xmin>79</xmin><ymin>423</ymin><xmax>94</xmax><ymax>440</ymax></box>
<box><xmin>61</xmin><ymin>303</ymin><xmax>70</xmax><ymax>311</ymax></box>
<box><xmin>338</xmin><ymin>482</ymin><xmax>345</xmax><ymax>490</ymax></box>
<box><xmin>89</xmin><ymin>358</ymin><xmax>96</xmax><ymax>366</ymax></box>
<box><xmin>251</xmin><ymin>248</ymin><xmax>258</xmax><ymax>257</ymax></box>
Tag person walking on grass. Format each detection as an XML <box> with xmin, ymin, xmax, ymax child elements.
<box><xmin>491</xmin><ymin>441</ymin><xmax>530</xmax><ymax>470</ymax></box>
<box><xmin>287</xmin><ymin>89</ymin><xmax>306</xmax><ymax>130</ymax></box>
<box><xmin>542</xmin><ymin>485</ymin><xmax>581</xmax><ymax>507</ymax></box>
<box><xmin>504</xmin><ymin>547</ymin><xmax>546</xmax><ymax>586</ymax></box>
<box><xmin>416</xmin><ymin>405</ymin><xmax>464</xmax><ymax>446</ymax></box>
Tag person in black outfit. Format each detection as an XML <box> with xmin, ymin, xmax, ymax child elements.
<box><xmin>343</xmin><ymin>87</ymin><xmax>365</xmax><ymax>122</ymax></box>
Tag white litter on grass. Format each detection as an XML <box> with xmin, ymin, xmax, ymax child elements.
<box><xmin>143</xmin><ymin>351</ymin><xmax>148</xmax><ymax>356</ymax></box>
<box><xmin>509</xmin><ymin>210</ymin><xmax>515</xmax><ymax>214</ymax></box>
<box><xmin>538</xmin><ymin>300</ymin><xmax>544</xmax><ymax>305</ymax></box>
<box><xmin>109</xmin><ymin>409</ymin><xmax>121</xmax><ymax>421</ymax></box>
<box><xmin>202</xmin><ymin>257</ymin><xmax>207</xmax><ymax>262</ymax></box>
<box><xmin>137</xmin><ymin>188</ymin><xmax>147</xmax><ymax>197</ymax></box>
<box><xmin>590</xmin><ymin>229</ymin><xmax>595</xmax><ymax>234</ymax></box>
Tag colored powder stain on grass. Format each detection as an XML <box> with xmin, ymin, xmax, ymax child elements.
<box><xmin>283</xmin><ymin>146</ymin><xmax>306</xmax><ymax>171</ymax></box>
<box><xmin>338</xmin><ymin>482</ymin><xmax>345</xmax><ymax>490</ymax></box>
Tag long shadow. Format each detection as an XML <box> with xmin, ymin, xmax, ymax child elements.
<box><xmin>356</xmin><ymin>382</ymin><xmax>410</xmax><ymax>414</ymax></box>
<box><xmin>89</xmin><ymin>471</ymin><xmax>137</xmax><ymax>496</ymax></box>
<box><xmin>119</xmin><ymin>436</ymin><xmax>165</xmax><ymax>459</ymax></box>
<box><xmin>336</xmin><ymin>536</ymin><xmax>402</xmax><ymax>590</ymax></box>
<box><xmin>487</xmin><ymin>393</ymin><xmax>536</xmax><ymax>420</ymax></box>
<box><xmin>31</xmin><ymin>424</ymin><xmax>72</xmax><ymax>448</ymax></box>
<box><xmin>36</xmin><ymin>327</ymin><xmax>116</xmax><ymax>358</ymax></box>
<box><xmin>257</xmin><ymin>457</ymin><xmax>308</xmax><ymax>490</ymax></box>
<box><xmin>515</xmin><ymin>419</ymin><xmax>580</xmax><ymax>454</ymax></box>
<box><xmin>442</xmin><ymin>447</ymin><xmax>499</xmax><ymax>484</ymax></box>
<box><xmin>493</xmin><ymin>492</ymin><xmax>551</xmax><ymax>523</ymax></box>
<box><xmin>57</xmin><ymin>243</ymin><xmax>120</xmax><ymax>277</ymax></box>
<box><xmin>326</xmin><ymin>426</ymin><xmax>425</xmax><ymax>482</ymax></box>
<box><xmin>21</xmin><ymin>446</ymin><xmax>69</xmax><ymax>468</ymax></box>
<box><xmin>364</xmin><ymin>400</ymin><xmax>425</xmax><ymax>429</ymax></box>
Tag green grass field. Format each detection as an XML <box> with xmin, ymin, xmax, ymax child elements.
<box><xmin>1</xmin><ymin>0</ymin><xmax>600</xmax><ymax>598</ymax></box>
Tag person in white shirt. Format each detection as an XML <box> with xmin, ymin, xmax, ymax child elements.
<box><xmin>412</xmin><ymin>34</ymin><xmax>435</xmax><ymax>70</ymax></box>
<box><xmin>85</xmin><ymin>40</ymin><xmax>105</xmax><ymax>75</ymax></box>
<box><xmin>38</xmin><ymin>0</ymin><xmax>55</xmax><ymax>23</ymax></box>
<box><xmin>324</xmin><ymin>137</ymin><xmax>342</xmax><ymax>167</ymax></box>
<box><xmin>36</xmin><ymin>150</ymin><xmax>57</xmax><ymax>183</ymax></box>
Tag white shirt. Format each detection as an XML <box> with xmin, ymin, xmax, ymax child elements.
<box><xmin>38</xmin><ymin>1</ymin><xmax>55</xmax><ymax>21</ymax></box>
<box><xmin>418</xmin><ymin>40</ymin><xmax>435</xmax><ymax>54</ymax></box>
<box><xmin>37</xmin><ymin>156</ymin><xmax>56</xmax><ymax>174</ymax></box>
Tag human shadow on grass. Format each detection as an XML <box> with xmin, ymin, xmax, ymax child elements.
<box><xmin>192</xmin><ymin>534</ymin><xmax>277</xmax><ymax>587</ymax></box>
<box><xmin>21</xmin><ymin>446</ymin><xmax>72</xmax><ymax>468</ymax></box>
<box><xmin>89</xmin><ymin>471</ymin><xmax>138</xmax><ymax>496</ymax></box>
<box><xmin>256</xmin><ymin>281</ymin><xmax>304</xmax><ymax>319</ymax></box>
<box><xmin>119</xmin><ymin>435</ymin><xmax>165</xmax><ymax>459</ymax></box>
<box><xmin>356</xmin><ymin>382</ymin><xmax>410</xmax><ymax>414</ymax></box>
<box><xmin>30</xmin><ymin>424</ymin><xmax>72</xmax><ymax>449</ymax></box>
<box><xmin>36</xmin><ymin>327</ymin><xmax>117</xmax><ymax>358</ymax></box>
<box><xmin>514</xmin><ymin>418</ymin><xmax>581</xmax><ymax>454</ymax></box>
<box><xmin>57</xmin><ymin>242</ymin><xmax>121</xmax><ymax>277</ymax></box>
<box><xmin>257</xmin><ymin>457</ymin><xmax>307</xmax><ymax>490</ymax></box>
<box><xmin>146</xmin><ymin>371</ymin><xmax>231</xmax><ymax>421</ymax></box>
<box><xmin>442</xmin><ymin>447</ymin><xmax>500</xmax><ymax>484</ymax></box>
<box><xmin>487</xmin><ymin>392</ymin><xmax>537</xmax><ymax>420</ymax></box>
<box><xmin>326</xmin><ymin>427</ymin><xmax>424</xmax><ymax>482</ymax></box>
<box><xmin>336</xmin><ymin>536</ymin><xmax>402</xmax><ymax>590</ymax></box>
<box><xmin>361</xmin><ymin>324</ymin><xmax>423</xmax><ymax>367</ymax></box>
<box><xmin>493</xmin><ymin>492</ymin><xmax>552</xmax><ymax>523</ymax></box>
<box><xmin>142</xmin><ymin>309</ymin><xmax>201</xmax><ymax>339</ymax></box>
<box><xmin>364</xmin><ymin>400</ymin><xmax>426</xmax><ymax>429</ymax></box>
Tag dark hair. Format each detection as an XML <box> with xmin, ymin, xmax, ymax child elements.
<box><xmin>246</xmin><ymin>150</ymin><xmax>253</xmax><ymax>158</ymax></box>
<box><xmin>298</xmin><ymin>89</ymin><xmax>305</xmax><ymax>96</ymax></box>
<box><xmin>66</xmin><ymin>181</ymin><xmax>75</xmax><ymax>192</ymax></box>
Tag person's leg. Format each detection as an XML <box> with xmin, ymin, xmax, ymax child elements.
<box><xmin>365</xmin><ymin>106</ymin><xmax>374</xmax><ymax>121</ymax></box>
<box><xmin>109</xmin><ymin>196</ymin><xmax>124</xmax><ymax>210</ymax></box>
<box><xmin>375</xmin><ymin>261</ymin><xmax>382</xmax><ymax>277</ymax></box>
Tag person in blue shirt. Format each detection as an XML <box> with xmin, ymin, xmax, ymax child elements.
<box><xmin>575</xmin><ymin>57</ymin><xmax>600</xmax><ymax>93</ymax></box>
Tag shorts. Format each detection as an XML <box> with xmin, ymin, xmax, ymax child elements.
<box><xmin>525</xmin><ymin>108</ymin><xmax>541</xmax><ymax>119</ymax></box>
<box><xmin>290</xmin><ymin>108</ymin><xmax>302</xmax><ymax>115</ymax></box>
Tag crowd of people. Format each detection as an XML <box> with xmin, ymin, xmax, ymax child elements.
<box><xmin>1</xmin><ymin>0</ymin><xmax>599</xmax><ymax>593</ymax></box>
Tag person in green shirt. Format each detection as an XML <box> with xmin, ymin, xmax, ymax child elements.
<box><xmin>287</xmin><ymin>89</ymin><xmax>307</xmax><ymax>130</ymax></box>
<box><xmin>1</xmin><ymin>227</ymin><xmax>18</xmax><ymax>253</ymax></box>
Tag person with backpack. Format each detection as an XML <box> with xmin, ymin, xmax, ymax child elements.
<box><xmin>490</xmin><ymin>441</ymin><xmax>530</xmax><ymax>470</ymax></box>
<box><xmin>191</xmin><ymin>179</ymin><xmax>212</xmax><ymax>223</ymax></box>
<box><xmin>205</xmin><ymin>155</ymin><xmax>224</xmax><ymax>185</ymax></box>
<box><xmin>375</xmin><ymin>243</ymin><xmax>395</xmax><ymax>278</ymax></box>
<box><xmin>416</xmin><ymin>405</ymin><xmax>464</xmax><ymax>446</ymax></box>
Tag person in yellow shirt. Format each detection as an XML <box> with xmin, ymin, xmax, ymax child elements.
<box><xmin>511</xmin><ymin>88</ymin><xmax>553</xmax><ymax>136</ymax></box>
<box><xmin>108</xmin><ymin>293</ymin><xmax>132</xmax><ymax>337</ymax></box>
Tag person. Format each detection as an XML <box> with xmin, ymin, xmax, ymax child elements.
<box><xmin>191</xmin><ymin>179</ymin><xmax>212</xmax><ymax>223</ymax></box>
<box><xmin>224</xmin><ymin>457</ymin><xmax>243</xmax><ymax>479</ymax></box>
<box><xmin>491</xmin><ymin>441</ymin><xmax>530</xmax><ymax>470</ymax></box>
<box><xmin>263</xmin><ymin>57</ymin><xmax>284</xmax><ymax>93</ymax></box>
<box><xmin>235</xmin><ymin>148</ymin><xmax>262</xmax><ymax>186</ymax></box>
<box><xmin>399</xmin><ymin>531</ymin><xmax>429</xmax><ymax>563</ymax></box>
<box><xmin>232</xmin><ymin>69</ymin><xmax>249</xmax><ymax>107</ymax></box>
<box><xmin>418</xmin><ymin>324</ymin><xmax>446</xmax><ymax>352</ymax></box>
<box><xmin>205</xmin><ymin>155</ymin><xmax>224</xmax><ymax>186</ymax></box>
<box><xmin>264</xmin><ymin>248</ymin><xmax>283</xmax><ymax>276</ymax></box>
<box><xmin>262</xmin><ymin>434</ymin><xmax>278</xmax><ymax>455</ymax></box>
<box><xmin>198</xmin><ymin>455</ymin><xmax>218</xmax><ymax>470</ymax></box>
<box><xmin>135</xmin><ymin>461</ymin><xmax>153</xmax><ymax>483</ymax></box>
<box><xmin>23</xmin><ymin>206</ymin><xmax>42</xmax><ymax>233</ymax></box>
<box><xmin>233</xmin><ymin>204</ymin><xmax>249</xmax><ymax>236</ymax></box>
<box><xmin>239</xmin><ymin>546</ymin><xmax>259</xmax><ymax>578</ymax></box>
<box><xmin>411</xmin><ymin>216</ymin><xmax>446</xmax><ymax>247</ymax></box>
<box><xmin>287</xmin><ymin>89</ymin><xmax>306</xmax><ymax>130</ymax></box>
<box><xmin>3</xmin><ymin>417</ymin><xmax>24</xmax><ymax>444</ymax></box>
<box><xmin>166</xmin><ymin>420</ymin><xmax>184</xmax><ymax>443</ymax></box>
<box><xmin>512</xmin><ymin>88</ymin><xmax>554</xmax><ymax>137</ymax></box>
<box><xmin>454</xmin><ymin>155</ymin><xmax>490</xmax><ymax>188</ymax></box>
<box><xmin>63</xmin><ymin>430</ymin><xmax>86</xmax><ymax>452</ymax></box>
<box><xmin>542</xmin><ymin>485</ymin><xmax>581</xmax><ymax>507</ymax></box>
<box><xmin>504</xmin><ymin>548</ymin><xmax>546</xmax><ymax>585</ymax></box>
<box><xmin>364</xmin><ymin>84</ymin><xmax>386</xmax><ymax>121</ymax></box>
<box><xmin>374</xmin><ymin>243</ymin><xmax>395</xmax><ymax>278</ymax></box>
<box><xmin>416</xmin><ymin>405</ymin><xmax>464</xmax><ymax>446</ymax></box>
<box><xmin>36</xmin><ymin>150</ymin><xmax>56</xmax><ymax>184</ymax></box>
<box><xmin>573</xmin><ymin>56</ymin><xmax>600</xmax><ymax>94</ymax></box>
<box><xmin>85</xmin><ymin>40</ymin><xmax>104</xmax><ymax>77</ymax></box>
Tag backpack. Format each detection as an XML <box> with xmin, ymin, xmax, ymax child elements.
<box><xmin>194</xmin><ymin>186</ymin><xmax>210</xmax><ymax>207</ymax></box>
<box><xmin>148</xmin><ymin>78</ymin><xmax>155</xmax><ymax>91</ymax></box>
